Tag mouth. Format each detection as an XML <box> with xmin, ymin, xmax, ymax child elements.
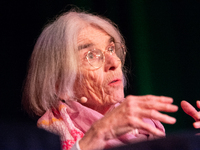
<box><xmin>109</xmin><ymin>79</ymin><xmax>122</xmax><ymax>85</ymax></box>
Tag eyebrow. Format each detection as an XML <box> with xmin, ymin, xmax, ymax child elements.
<box><xmin>78</xmin><ymin>37</ymin><xmax>114</xmax><ymax>51</ymax></box>
<box><xmin>109</xmin><ymin>37</ymin><xmax>114</xmax><ymax>43</ymax></box>
<box><xmin>78</xmin><ymin>43</ymin><xmax>93</xmax><ymax>50</ymax></box>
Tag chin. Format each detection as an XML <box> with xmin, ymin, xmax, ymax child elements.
<box><xmin>111</xmin><ymin>93</ymin><xmax>124</xmax><ymax>104</ymax></box>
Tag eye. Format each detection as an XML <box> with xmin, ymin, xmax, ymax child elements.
<box><xmin>108</xmin><ymin>45</ymin><xmax>115</xmax><ymax>54</ymax></box>
<box><xmin>87</xmin><ymin>49</ymin><xmax>103</xmax><ymax>61</ymax></box>
<box><xmin>87</xmin><ymin>52</ymin><xmax>95</xmax><ymax>59</ymax></box>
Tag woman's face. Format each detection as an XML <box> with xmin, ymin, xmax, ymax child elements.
<box><xmin>74</xmin><ymin>25</ymin><xmax>124</xmax><ymax>114</ymax></box>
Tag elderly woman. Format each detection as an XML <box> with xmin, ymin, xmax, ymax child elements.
<box><xmin>23</xmin><ymin>10</ymin><xmax>178</xmax><ymax>150</ymax></box>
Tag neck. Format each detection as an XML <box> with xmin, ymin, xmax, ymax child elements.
<box><xmin>82</xmin><ymin>103</ymin><xmax>114</xmax><ymax>115</ymax></box>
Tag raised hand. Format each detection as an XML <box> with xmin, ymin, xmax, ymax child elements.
<box><xmin>79</xmin><ymin>95</ymin><xmax>178</xmax><ymax>150</ymax></box>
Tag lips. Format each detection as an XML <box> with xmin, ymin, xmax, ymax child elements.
<box><xmin>111</xmin><ymin>79</ymin><xmax>118</xmax><ymax>83</ymax></box>
<box><xmin>108</xmin><ymin>79</ymin><xmax>121</xmax><ymax>85</ymax></box>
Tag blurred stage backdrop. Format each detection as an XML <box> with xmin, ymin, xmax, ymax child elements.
<box><xmin>1</xmin><ymin>0</ymin><xmax>200</xmax><ymax>134</ymax></box>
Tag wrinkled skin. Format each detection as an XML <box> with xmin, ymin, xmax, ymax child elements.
<box><xmin>73</xmin><ymin>25</ymin><xmax>178</xmax><ymax>150</ymax></box>
<box><xmin>74</xmin><ymin>25</ymin><xmax>124</xmax><ymax>114</ymax></box>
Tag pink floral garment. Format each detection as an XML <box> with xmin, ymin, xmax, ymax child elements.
<box><xmin>37</xmin><ymin>100</ymin><xmax>165</xmax><ymax>150</ymax></box>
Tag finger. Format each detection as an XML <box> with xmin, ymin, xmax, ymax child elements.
<box><xmin>181</xmin><ymin>100</ymin><xmax>198</xmax><ymax>120</ymax></box>
<box><xmin>136</xmin><ymin>108</ymin><xmax>176</xmax><ymax>124</ymax></box>
<box><xmin>193</xmin><ymin>121</ymin><xmax>200</xmax><ymax>129</ymax></box>
<box><xmin>130</xmin><ymin>117</ymin><xmax>165</xmax><ymax>137</ymax></box>
<box><xmin>128</xmin><ymin>95</ymin><xmax>174</xmax><ymax>104</ymax></box>
<box><xmin>113</xmin><ymin>126</ymin><xmax>133</xmax><ymax>137</ymax></box>
<box><xmin>145</xmin><ymin>95</ymin><xmax>174</xmax><ymax>104</ymax></box>
<box><xmin>197</xmin><ymin>100</ymin><xmax>200</xmax><ymax>109</ymax></box>
<box><xmin>139</xmin><ymin>101</ymin><xmax>178</xmax><ymax>113</ymax></box>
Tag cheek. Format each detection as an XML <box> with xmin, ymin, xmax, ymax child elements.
<box><xmin>81</xmin><ymin>69</ymin><xmax>104</xmax><ymax>92</ymax></box>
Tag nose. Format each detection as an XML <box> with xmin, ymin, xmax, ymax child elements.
<box><xmin>104</xmin><ymin>53</ymin><xmax>121</xmax><ymax>71</ymax></box>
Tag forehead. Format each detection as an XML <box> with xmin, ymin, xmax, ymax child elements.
<box><xmin>77</xmin><ymin>25</ymin><xmax>112</xmax><ymax>47</ymax></box>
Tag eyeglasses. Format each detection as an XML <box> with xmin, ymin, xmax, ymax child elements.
<box><xmin>85</xmin><ymin>42</ymin><xmax>126</xmax><ymax>69</ymax></box>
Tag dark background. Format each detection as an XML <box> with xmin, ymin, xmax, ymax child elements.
<box><xmin>1</xmin><ymin>0</ymin><xmax>200</xmax><ymax>134</ymax></box>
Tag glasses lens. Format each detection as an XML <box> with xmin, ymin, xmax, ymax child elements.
<box><xmin>115</xmin><ymin>43</ymin><xmax>126</xmax><ymax>65</ymax></box>
<box><xmin>87</xmin><ymin>49</ymin><xmax>104</xmax><ymax>68</ymax></box>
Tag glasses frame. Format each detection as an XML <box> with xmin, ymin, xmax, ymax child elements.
<box><xmin>85</xmin><ymin>42</ymin><xmax>126</xmax><ymax>69</ymax></box>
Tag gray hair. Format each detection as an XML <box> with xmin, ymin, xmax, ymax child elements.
<box><xmin>23</xmin><ymin>9</ymin><xmax>127</xmax><ymax>117</ymax></box>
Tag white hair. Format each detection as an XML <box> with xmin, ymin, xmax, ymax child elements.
<box><xmin>23</xmin><ymin>9</ymin><xmax>127</xmax><ymax>116</ymax></box>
